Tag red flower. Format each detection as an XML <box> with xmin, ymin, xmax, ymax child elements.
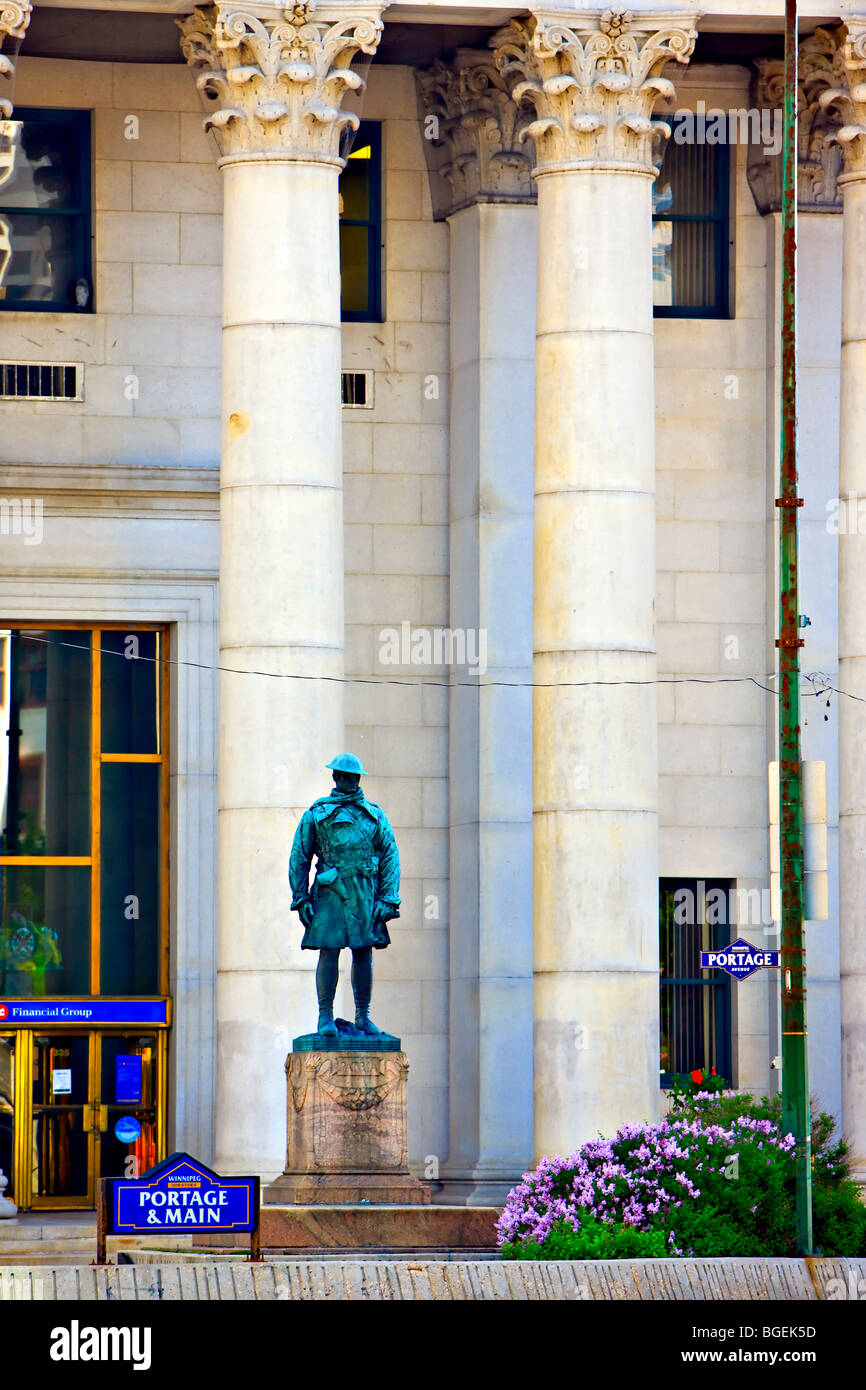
<box><xmin>711</xmin><ymin>1067</ymin><xmax>717</xmax><ymax>1075</ymax></box>
<box><xmin>690</xmin><ymin>1068</ymin><xmax>703</xmax><ymax>1084</ymax></box>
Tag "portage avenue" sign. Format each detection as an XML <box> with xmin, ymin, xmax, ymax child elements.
<box><xmin>700</xmin><ymin>938</ymin><xmax>780</xmax><ymax>981</ymax></box>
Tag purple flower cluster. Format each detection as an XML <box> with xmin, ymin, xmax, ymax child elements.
<box><xmin>496</xmin><ymin>1115</ymin><xmax>796</xmax><ymax>1255</ymax></box>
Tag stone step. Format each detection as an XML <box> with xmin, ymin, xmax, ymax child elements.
<box><xmin>0</xmin><ymin>1222</ymin><xmax>95</xmax><ymax>1242</ymax></box>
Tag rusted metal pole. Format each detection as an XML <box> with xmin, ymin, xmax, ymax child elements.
<box><xmin>776</xmin><ymin>0</ymin><xmax>812</xmax><ymax>1253</ymax></box>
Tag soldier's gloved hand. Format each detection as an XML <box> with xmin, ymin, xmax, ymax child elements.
<box><xmin>372</xmin><ymin>901</ymin><xmax>392</xmax><ymax>927</ymax></box>
<box><xmin>299</xmin><ymin>901</ymin><xmax>315</xmax><ymax>929</ymax></box>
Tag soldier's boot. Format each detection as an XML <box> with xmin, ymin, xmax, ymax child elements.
<box><xmin>316</xmin><ymin>949</ymin><xmax>339</xmax><ymax>1037</ymax></box>
<box><xmin>351</xmin><ymin>948</ymin><xmax>383</xmax><ymax>1036</ymax></box>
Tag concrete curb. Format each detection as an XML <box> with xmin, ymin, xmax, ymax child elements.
<box><xmin>0</xmin><ymin>1257</ymin><xmax>863</xmax><ymax>1300</ymax></box>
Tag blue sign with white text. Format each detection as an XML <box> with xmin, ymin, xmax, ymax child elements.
<box><xmin>700</xmin><ymin>938</ymin><xmax>780</xmax><ymax>980</ymax></box>
<box><xmin>108</xmin><ymin>1153</ymin><xmax>259</xmax><ymax>1234</ymax></box>
<box><xmin>0</xmin><ymin>1000</ymin><xmax>168</xmax><ymax>1026</ymax></box>
<box><xmin>115</xmin><ymin>1054</ymin><xmax>143</xmax><ymax>1104</ymax></box>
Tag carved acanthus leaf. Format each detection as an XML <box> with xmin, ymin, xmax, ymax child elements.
<box><xmin>490</xmin><ymin>9</ymin><xmax>697</xmax><ymax>173</ymax></box>
<box><xmin>817</xmin><ymin>20</ymin><xmax>866</xmax><ymax>183</ymax></box>
<box><xmin>178</xmin><ymin>2</ymin><xmax>384</xmax><ymax>164</ymax></box>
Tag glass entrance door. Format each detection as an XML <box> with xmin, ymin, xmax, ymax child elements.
<box><xmin>17</xmin><ymin>1029</ymin><xmax>166</xmax><ymax>1208</ymax></box>
<box><xmin>99</xmin><ymin>1034</ymin><xmax>160</xmax><ymax>1182</ymax></box>
<box><xmin>31</xmin><ymin>1031</ymin><xmax>93</xmax><ymax>1207</ymax></box>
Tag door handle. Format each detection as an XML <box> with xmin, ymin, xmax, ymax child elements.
<box><xmin>82</xmin><ymin>1103</ymin><xmax>108</xmax><ymax>1134</ymax></box>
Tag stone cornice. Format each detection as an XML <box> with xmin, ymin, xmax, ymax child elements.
<box><xmin>0</xmin><ymin>2</ymin><xmax>32</xmax><ymax>117</ymax></box>
<box><xmin>415</xmin><ymin>49</ymin><xmax>535</xmax><ymax>219</ymax></box>
<box><xmin>818</xmin><ymin>18</ymin><xmax>866</xmax><ymax>186</ymax></box>
<box><xmin>747</xmin><ymin>27</ymin><xmax>847</xmax><ymax>214</ymax></box>
<box><xmin>490</xmin><ymin>8</ymin><xmax>698</xmax><ymax>177</ymax></box>
<box><xmin>178</xmin><ymin>1</ymin><xmax>384</xmax><ymax>167</ymax></box>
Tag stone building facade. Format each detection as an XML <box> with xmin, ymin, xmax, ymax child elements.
<box><xmin>0</xmin><ymin>0</ymin><xmax>864</xmax><ymax>1209</ymax></box>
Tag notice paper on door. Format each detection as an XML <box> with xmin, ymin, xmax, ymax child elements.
<box><xmin>52</xmin><ymin>1068</ymin><xmax>72</xmax><ymax>1094</ymax></box>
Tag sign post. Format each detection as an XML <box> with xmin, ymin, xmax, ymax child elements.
<box><xmin>93</xmin><ymin>1179</ymin><xmax>111</xmax><ymax>1267</ymax></box>
<box><xmin>98</xmin><ymin>1153</ymin><xmax>262</xmax><ymax>1263</ymax></box>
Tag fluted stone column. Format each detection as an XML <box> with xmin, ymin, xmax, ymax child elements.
<box><xmin>0</xmin><ymin>1</ymin><xmax>31</xmax><ymax>117</ymax></box>
<box><xmin>417</xmin><ymin>53</ymin><xmax>536</xmax><ymax>1203</ymax></box>
<box><xmin>492</xmin><ymin>10</ymin><xmax>696</xmax><ymax>1159</ymax></box>
<box><xmin>180</xmin><ymin>2</ymin><xmax>383</xmax><ymax>1175</ymax></box>
<box><xmin>821</xmin><ymin>19</ymin><xmax>866</xmax><ymax>1180</ymax></box>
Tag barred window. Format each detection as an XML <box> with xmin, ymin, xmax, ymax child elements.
<box><xmin>659</xmin><ymin>878</ymin><xmax>733</xmax><ymax>1087</ymax></box>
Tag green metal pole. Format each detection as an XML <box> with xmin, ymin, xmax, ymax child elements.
<box><xmin>777</xmin><ymin>0</ymin><xmax>812</xmax><ymax>1254</ymax></box>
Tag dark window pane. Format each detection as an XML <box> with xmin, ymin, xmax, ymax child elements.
<box><xmin>0</xmin><ymin>211</ymin><xmax>85</xmax><ymax>307</ymax></box>
<box><xmin>339</xmin><ymin>224</ymin><xmax>370</xmax><ymax>315</ymax></box>
<box><xmin>100</xmin><ymin>763</ymin><xmax>160</xmax><ymax>995</ymax></box>
<box><xmin>0</xmin><ymin>865</ymin><xmax>90</xmax><ymax>995</ymax></box>
<box><xmin>1</xmin><ymin>630</ymin><xmax>91</xmax><ymax>856</ymax></box>
<box><xmin>652</xmin><ymin>138</ymin><xmax>726</xmax><ymax>314</ymax></box>
<box><xmin>0</xmin><ymin>119</ymin><xmax>83</xmax><ymax>209</ymax></box>
<box><xmin>669</xmin><ymin>221</ymin><xmax>718</xmax><ymax>310</ymax></box>
<box><xmin>340</xmin><ymin>146</ymin><xmax>371</xmax><ymax>220</ymax></box>
<box><xmin>100</xmin><ymin>630</ymin><xmax>160</xmax><ymax>755</ymax></box>
<box><xmin>655</xmin><ymin>138</ymin><xmax>721</xmax><ymax>216</ymax></box>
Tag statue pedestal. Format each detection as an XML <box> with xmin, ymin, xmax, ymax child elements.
<box><xmin>265</xmin><ymin>1043</ymin><xmax>430</xmax><ymax>1206</ymax></box>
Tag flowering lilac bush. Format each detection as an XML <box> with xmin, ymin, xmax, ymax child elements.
<box><xmin>498</xmin><ymin>1114</ymin><xmax>800</xmax><ymax>1259</ymax></box>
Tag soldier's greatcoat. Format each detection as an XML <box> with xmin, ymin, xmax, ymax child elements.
<box><xmin>289</xmin><ymin>787</ymin><xmax>401</xmax><ymax>950</ymax></box>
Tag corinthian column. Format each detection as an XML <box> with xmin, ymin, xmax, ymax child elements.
<box><xmin>821</xmin><ymin>19</ymin><xmax>866</xmax><ymax>1180</ymax></box>
<box><xmin>180</xmin><ymin>2</ymin><xmax>383</xmax><ymax>1175</ymax></box>
<box><xmin>417</xmin><ymin>52</ymin><xmax>536</xmax><ymax>1203</ymax></box>
<box><xmin>492</xmin><ymin>9</ymin><xmax>696</xmax><ymax>1159</ymax></box>
<box><xmin>0</xmin><ymin>2</ymin><xmax>32</xmax><ymax>116</ymax></box>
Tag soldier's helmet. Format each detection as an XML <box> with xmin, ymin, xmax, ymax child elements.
<box><xmin>326</xmin><ymin>753</ymin><xmax>368</xmax><ymax>776</ymax></box>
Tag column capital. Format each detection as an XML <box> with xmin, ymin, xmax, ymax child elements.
<box><xmin>747</xmin><ymin>27</ymin><xmax>849</xmax><ymax>213</ymax></box>
<box><xmin>178</xmin><ymin>1</ymin><xmax>384</xmax><ymax>167</ymax></box>
<box><xmin>0</xmin><ymin>1</ymin><xmax>33</xmax><ymax>117</ymax></box>
<box><xmin>415</xmin><ymin>49</ymin><xmax>535</xmax><ymax>219</ymax></box>
<box><xmin>490</xmin><ymin>8</ymin><xmax>698</xmax><ymax>177</ymax></box>
<box><xmin>817</xmin><ymin>17</ymin><xmax>866</xmax><ymax>187</ymax></box>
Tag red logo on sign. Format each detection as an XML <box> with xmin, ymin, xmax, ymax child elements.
<box><xmin>0</xmin><ymin>1006</ymin><xmax>8</xmax><ymax>1021</ymax></box>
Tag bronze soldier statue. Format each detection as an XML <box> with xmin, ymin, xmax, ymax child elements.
<box><xmin>289</xmin><ymin>755</ymin><xmax>401</xmax><ymax>1038</ymax></box>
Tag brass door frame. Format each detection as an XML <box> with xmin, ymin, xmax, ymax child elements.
<box><xmin>10</xmin><ymin>1028</ymin><xmax>168</xmax><ymax>1210</ymax></box>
